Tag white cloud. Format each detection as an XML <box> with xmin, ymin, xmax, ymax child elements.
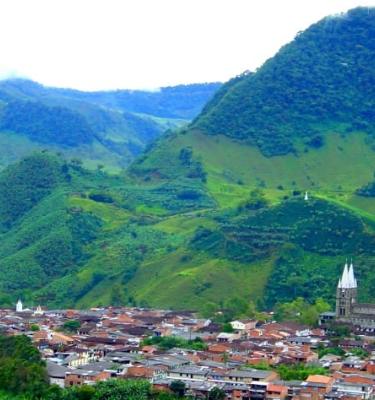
<box><xmin>0</xmin><ymin>0</ymin><xmax>373</xmax><ymax>90</ymax></box>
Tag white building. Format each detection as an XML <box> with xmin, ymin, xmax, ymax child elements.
<box><xmin>16</xmin><ymin>299</ymin><xmax>23</xmax><ymax>313</ymax></box>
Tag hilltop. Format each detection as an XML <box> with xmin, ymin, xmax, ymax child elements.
<box><xmin>193</xmin><ymin>7</ymin><xmax>375</xmax><ymax>156</ymax></box>
<box><xmin>0</xmin><ymin>79</ymin><xmax>220</xmax><ymax>171</ymax></box>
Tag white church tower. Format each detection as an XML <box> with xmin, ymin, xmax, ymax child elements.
<box><xmin>16</xmin><ymin>299</ymin><xmax>23</xmax><ymax>313</ymax></box>
<box><xmin>335</xmin><ymin>260</ymin><xmax>357</xmax><ymax>320</ymax></box>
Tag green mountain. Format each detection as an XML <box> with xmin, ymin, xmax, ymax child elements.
<box><xmin>122</xmin><ymin>7</ymin><xmax>375</xmax><ymax>309</ymax></box>
<box><xmin>193</xmin><ymin>7</ymin><xmax>375</xmax><ymax>156</ymax></box>
<box><xmin>0</xmin><ymin>79</ymin><xmax>220</xmax><ymax>171</ymax></box>
<box><xmin>0</xmin><ymin>7</ymin><xmax>374</xmax><ymax>314</ymax></box>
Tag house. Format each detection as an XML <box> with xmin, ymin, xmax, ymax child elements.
<box><xmin>249</xmin><ymin>381</ymin><xmax>268</xmax><ymax>400</ymax></box>
<box><xmin>230</xmin><ymin>320</ymin><xmax>257</xmax><ymax>333</ymax></box>
<box><xmin>208</xmin><ymin>343</ymin><xmax>231</xmax><ymax>354</ymax></box>
<box><xmin>46</xmin><ymin>361</ymin><xmax>69</xmax><ymax>388</ymax></box>
<box><xmin>64</xmin><ymin>362</ymin><xmax>118</xmax><ymax>387</ymax></box>
<box><xmin>168</xmin><ymin>366</ymin><xmax>209</xmax><ymax>381</ymax></box>
<box><xmin>50</xmin><ymin>332</ymin><xmax>75</xmax><ymax>345</ymax></box>
<box><xmin>185</xmin><ymin>380</ymin><xmax>224</xmax><ymax>399</ymax></box>
<box><xmin>295</xmin><ymin>375</ymin><xmax>335</xmax><ymax>400</ymax></box>
<box><xmin>225</xmin><ymin>369</ymin><xmax>278</xmax><ymax>385</ymax></box>
<box><xmin>125</xmin><ymin>365</ymin><xmax>155</xmax><ymax>379</ymax></box>
<box><xmin>217</xmin><ymin>332</ymin><xmax>240</xmax><ymax>342</ymax></box>
<box><xmin>64</xmin><ymin>370</ymin><xmax>112</xmax><ymax>387</ymax></box>
<box><xmin>266</xmin><ymin>383</ymin><xmax>288</xmax><ymax>400</ymax></box>
<box><xmin>333</xmin><ymin>381</ymin><xmax>373</xmax><ymax>400</ymax></box>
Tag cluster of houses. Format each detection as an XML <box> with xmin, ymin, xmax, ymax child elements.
<box><xmin>0</xmin><ymin>303</ymin><xmax>375</xmax><ymax>400</ymax></box>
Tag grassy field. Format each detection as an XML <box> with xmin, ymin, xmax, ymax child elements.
<box><xmin>68</xmin><ymin>196</ymin><xmax>130</xmax><ymax>231</ymax></box>
<box><xmin>126</xmin><ymin>250</ymin><xmax>275</xmax><ymax>309</ymax></box>
<box><xmin>167</xmin><ymin>130</ymin><xmax>375</xmax><ymax>209</ymax></box>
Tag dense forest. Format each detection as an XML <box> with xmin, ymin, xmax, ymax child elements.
<box><xmin>193</xmin><ymin>7</ymin><xmax>375</xmax><ymax>156</ymax></box>
<box><xmin>0</xmin><ymin>80</ymin><xmax>221</xmax><ymax>120</ymax></box>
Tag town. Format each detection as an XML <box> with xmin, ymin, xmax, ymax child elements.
<box><xmin>2</xmin><ymin>292</ymin><xmax>374</xmax><ymax>400</ymax></box>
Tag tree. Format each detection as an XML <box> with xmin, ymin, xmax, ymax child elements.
<box><xmin>222</xmin><ymin>323</ymin><xmax>234</xmax><ymax>333</ymax></box>
<box><xmin>44</xmin><ymin>385</ymin><xmax>94</xmax><ymax>400</ymax></box>
<box><xmin>0</xmin><ymin>335</ymin><xmax>49</xmax><ymax>397</ymax></box>
<box><xmin>94</xmin><ymin>379</ymin><xmax>150</xmax><ymax>400</ymax></box>
<box><xmin>30</xmin><ymin>324</ymin><xmax>40</xmax><ymax>331</ymax></box>
<box><xmin>200</xmin><ymin>301</ymin><xmax>218</xmax><ymax>318</ymax></box>
<box><xmin>110</xmin><ymin>284</ymin><xmax>127</xmax><ymax>307</ymax></box>
<box><xmin>169</xmin><ymin>380</ymin><xmax>186</xmax><ymax>397</ymax></box>
<box><xmin>329</xmin><ymin>323</ymin><xmax>351</xmax><ymax>338</ymax></box>
<box><xmin>317</xmin><ymin>345</ymin><xmax>345</xmax><ymax>359</ymax></box>
<box><xmin>315</xmin><ymin>298</ymin><xmax>331</xmax><ymax>313</ymax></box>
<box><xmin>224</xmin><ymin>297</ymin><xmax>250</xmax><ymax>320</ymax></box>
<box><xmin>209</xmin><ymin>387</ymin><xmax>226</xmax><ymax>400</ymax></box>
<box><xmin>241</xmin><ymin>189</ymin><xmax>268</xmax><ymax>210</ymax></box>
<box><xmin>275</xmin><ymin>297</ymin><xmax>330</xmax><ymax>326</ymax></box>
<box><xmin>179</xmin><ymin>147</ymin><xmax>193</xmax><ymax>165</ymax></box>
<box><xmin>277</xmin><ymin>363</ymin><xmax>327</xmax><ymax>381</ymax></box>
<box><xmin>63</xmin><ymin>320</ymin><xmax>81</xmax><ymax>333</ymax></box>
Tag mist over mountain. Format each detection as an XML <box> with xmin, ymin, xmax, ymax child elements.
<box><xmin>0</xmin><ymin>79</ymin><xmax>221</xmax><ymax>171</ymax></box>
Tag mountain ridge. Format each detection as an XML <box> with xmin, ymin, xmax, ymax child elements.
<box><xmin>192</xmin><ymin>7</ymin><xmax>375</xmax><ymax>156</ymax></box>
<box><xmin>0</xmin><ymin>79</ymin><xmax>220</xmax><ymax>171</ymax></box>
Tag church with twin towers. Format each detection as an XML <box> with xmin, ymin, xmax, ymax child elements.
<box><xmin>335</xmin><ymin>260</ymin><xmax>375</xmax><ymax>332</ymax></box>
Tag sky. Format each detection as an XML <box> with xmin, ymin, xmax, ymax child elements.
<box><xmin>0</xmin><ymin>0</ymin><xmax>374</xmax><ymax>91</ymax></box>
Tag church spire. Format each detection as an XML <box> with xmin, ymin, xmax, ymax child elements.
<box><xmin>338</xmin><ymin>259</ymin><xmax>357</xmax><ymax>289</ymax></box>
<box><xmin>348</xmin><ymin>259</ymin><xmax>357</xmax><ymax>288</ymax></box>
<box><xmin>338</xmin><ymin>260</ymin><xmax>348</xmax><ymax>288</ymax></box>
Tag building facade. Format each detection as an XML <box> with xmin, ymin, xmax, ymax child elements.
<box><xmin>335</xmin><ymin>261</ymin><xmax>375</xmax><ymax>333</ymax></box>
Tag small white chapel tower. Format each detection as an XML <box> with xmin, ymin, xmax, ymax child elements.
<box><xmin>16</xmin><ymin>299</ymin><xmax>23</xmax><ymax>313</ymax></box>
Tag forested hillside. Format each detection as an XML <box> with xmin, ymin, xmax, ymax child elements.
<box><xmin>193</xmin><ymin>7</ymin><xmax>375</xmax><ymax>156</ymax></box>
<box><xmin>0</xmin><ymin>79</ymin><xmax>220</xmax><ymax>171</ymax></box>
<box><xmin>119</xmin><ymin>7</ymin><xmax>375</xmax><ymax>311</ymax></box>
<box><xmin>0</xmin><ymin>8</ymin><xmax>374</xmax><ymax>315</ymax></box>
